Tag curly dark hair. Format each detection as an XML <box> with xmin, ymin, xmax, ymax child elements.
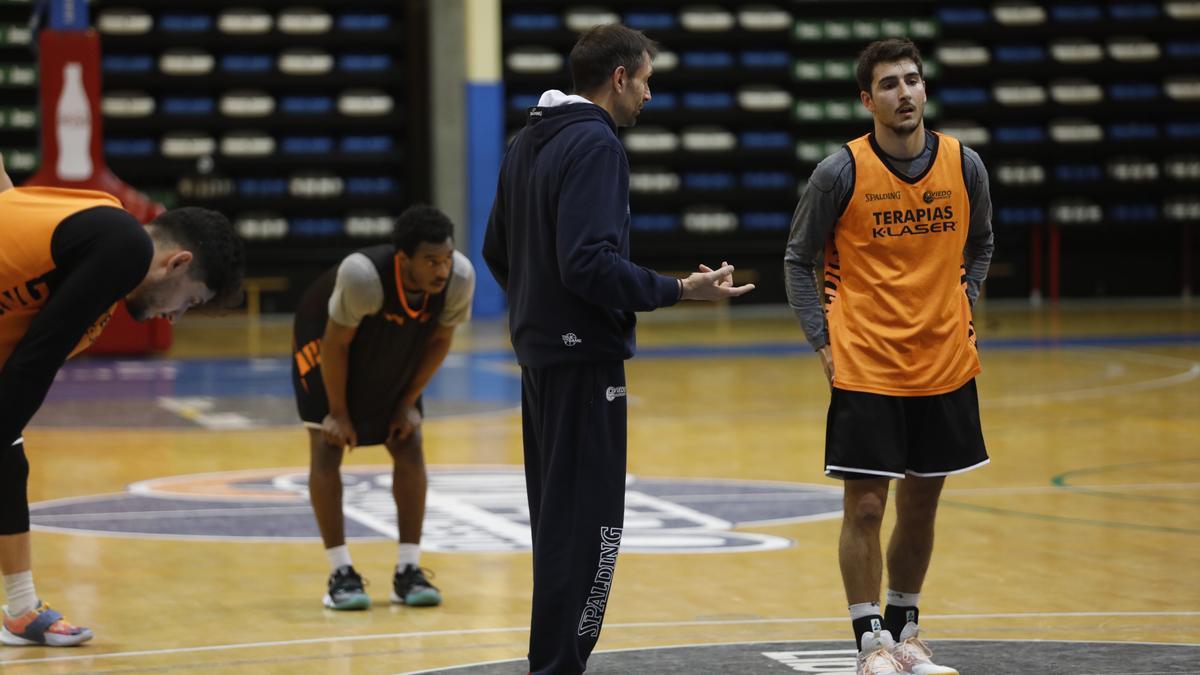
<box><xmin>855</xmin><ymin>38</ymin><xmax>924</xmax><ymax>94</ymax></box>
<box><xmin>570</xmin><ymin>23</ymin><xmax>657</xmax><ymax>94</ymax></box>
<box><xmin>149</xmin><ymin>207</ymin><xmax>245</xmax><ymax>308</ymax></box>
<box><xmin>392</xmin><ymin>204</ymin><xmax>454</xmax><ymax>256</ymax></box>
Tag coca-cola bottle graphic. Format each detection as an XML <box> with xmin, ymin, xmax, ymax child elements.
<box><xmin>56</xmin><ymin>62</ymin><xmax>93</xmax><ymax>181</ymax></box>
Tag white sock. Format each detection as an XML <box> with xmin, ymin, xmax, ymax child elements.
<box><xmin>325</xmin><ymin>545</ymin><xmax>352</xmax><ymax>572</ymax></box>
<box><xmin>3</xmin><ymin>571</ymin><xmax>37</xmax><ymax>616</ymax></box>
<box><xmin>886</xmin><ymin>589</ymin><xmax>920</xmax><ymax>608</ymax></box>
<box><xmin>398</xmin><ymin>543</ymin><xmax>420</xmax><ymax>570</ymax></box>
<box><xmin>849</xmin><ymin>601</ymin><xmax>881</xmax><ymax>620</ymax></box>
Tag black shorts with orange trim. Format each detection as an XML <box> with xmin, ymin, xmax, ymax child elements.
<box><xmin>824</xmin><ymin>378</ymin><xmax>988</xmax><ymax>480</ymax></box>
<box><xmin>291</xmin><ymin>339</ymin><xmax>422</xmax><ymax>447</ymax></box>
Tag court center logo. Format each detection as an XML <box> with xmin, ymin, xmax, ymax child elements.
<box><xmin>29</xmin><ymin>467</ymin><xmax>843</xmax><ymax>553</ymax></box>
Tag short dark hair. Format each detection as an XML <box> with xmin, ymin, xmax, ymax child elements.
<box><xmin>393</xmin><ymin>204</ymin><xmax>454</xmax><ymax>256</ymax></box>
<box><xmin>569</xmin><ymin>23</ymin><xmax>657</xmax><ymax>93</ymax></box>
<box><xmin>856</xmin><ymin>38</ymin><xmax>924</xmax><ymax>94</ymax></box>
<box><xmin>150</xmin><ymin>207</ymin><xmax>245</xmax><ymax>308</ymax></box>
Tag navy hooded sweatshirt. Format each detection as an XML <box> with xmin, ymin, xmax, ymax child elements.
<box><xmin>483</xmin><ymin>99</ymin><xmax>681</xmax><ymax>368</ymax></box>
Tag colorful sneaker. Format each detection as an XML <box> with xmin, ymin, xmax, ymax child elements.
<box><xmin>892</xmin><ymin>622</ymin><xmax>957</xmax><ymax>674</ymax></box>
<box><xmin>391</xmin><ymin>565</ymin><xmax>441</xmax><ymax>606</ymax></box>
<box><xmin>857</xmin><ymin>629</ymin><xmax>908</xmax><ymax>675</ymax></box>
<box><xmin>1</xmin><ymin>602</ymin><xmax>93</xmax><ymax>647</ymax></box>
<box><xmin>323</xmin><ymin>565</ymin><xmax>370</xmax><ymax>610</ymax></box>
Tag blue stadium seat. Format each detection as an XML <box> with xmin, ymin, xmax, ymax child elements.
<box><xmin>1109</xmin><ymin>3</ymin><xmax>1160</xmax><ymax>20</ymax></box>
<box><xmin>1050</xmin><ymin>4</ymin><xmax>1102</xmax><ymax>22</ymax></box>
<box><xmin>1167</xmin><ymin>41</ymin><xmax>1200</xmax><ymax>58</ymax></box>
<box><xmin>103</xmin><ymin>55</ymin><xmax>154</xmax><ymax>73</ymax></box>
<box><xmin>994</xmin><ymin>125</ymin><xmax>1046</xmax><ymax>144</ymax></box>
<box><xmin>1167</xmin><ymin>122</ymin><xmax>1200</xmax><ymax>139</ymax></box>
<box><xmin>741</xmin><ymin>212</ymin><xmax>791</xmax><ymax>231</ymax></box>
<box><xmin>1108</xmin><ymin>203</ymin><xmax>1159</xmax><ymax>221</ymax></box>
<box><xmin>738</xmin><ymin>131</ymin><xmax>791</xmax><ymax>149</ymax></box>
<box><xmin>507</xmin><ymin>12</ymin><xmax>559</xmax><ymax>30</ymax></box>
<box><xmin>221</xmin><ymin>54</ymin><xmax>272</xmax><ymax>73</ymax></box>
<box><xmin>740</xmin><ymin>50</ymin><xmax>791</xmax><ymax>69</ymax></box>
<box><xmin>159</xmin><ymin>14</ymin><xmax>212</xmax><ymax>32</ymax></box>
<box><xmin>937</xmin><ymin>7</ymin><xmax>989</xmax><ymax>24</ymax></box>
<box><xmin>939</xmin><ymin>87</ymin><xmax>990</xmax><ymax>105</ymax></box>
<box><xmin>996</xmin><ymin>206</ymin><xmax>1046</xmax><ymax>225</ymax></box>
<box><xmin>339</xmin><ymin>54</ymin><xmax>392</xmax><ymax>72</ymax></box>
<box><xmin>280</xmin><ymin>96</ymin><xmax>334</xmax><ymax>114</ymax></box>
<box><xmin>161</xmin><ymin>97</ymin><xmax>214</xmax><ymax>115</ymax></box>
<box><xmin>994</xmin><ymin>45</ymin><xmax>1047</xmax><ymax>63</ymax></box>
<box><xmin>742</xmin><ymin>171</ymin><xmax>793</xmax><ymax>190</ymax></box>
<box><xmin>631</xmin><ymin>214</ymin><xmax>680</xmax><ymax>232</ymax></box>
<box><xmin>1108</xmin><ymin>122</ymin><xmax>1159</xmax><ymax>140</ymax></box>
<box><xmin>1055</xmin><ymin>163</ymin><xmax>1103</xmax><ymax>181</ymax></box>
<box><xmin>681</xmin><ymin>51</ymin><xmax>735</xmax><ymax>69</ymax></box>
<box><xmin>1108</xmin><ymin>83</ymin><xmax>1161</xmax><ymax>100</ymax></box>
<box><xmin>238</xmin><ymin>178</ymin><xmax>289</xmax><ymax>196</ymax></box>
<box><xmin>683</xmin><ymin>92</ymin><xmax>735</xmax><ymax>110</ymax></box>
<box><xmin>345</xmin><ymin>176</ymin><xmax>397</xmax><ymax>195</ymax></box>
<box><xmin>643</xmin><ymin>92</ymin><xmax>678</xmax><ymax>110</ymax></box>
<box><xmin>683</xmin><ymin>172</ymin><xmax>736</xmax><ymax>190</ymax></box>
<box><xmin>104</xmin><ymin>138</ymin><xmax>155</xmax><ymax>156</ymax></box>
<box><xmin>340</xmin><ymin>135</ymin><xmax>393</xmax><ymax>154</ymax></box>
<box><xmin>623</xmin><ymin>11</ymin><xmax>675</xmax><ymax>30</ymax></box>
<box><xmin>290</xmin><ymin>218</ymin><xmax>343</xmax><ymax>236</ymax></box>
<box><xmin>281</xmin><ymin>136</ymin><xmax>335</xmax><ymax>154</ymax></box>
<box><xmin>338</xmin><ymin>13</ymin><xmax>391</xmax><ymax>31</ymax></box>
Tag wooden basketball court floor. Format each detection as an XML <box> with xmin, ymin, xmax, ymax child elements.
<box><xmin>1</xmin><ymin>300</ymin><xmax>1197</xmax><ymax>673</ymax></box>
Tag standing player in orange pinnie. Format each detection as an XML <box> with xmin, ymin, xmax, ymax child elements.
<box><xmin>784</xmin><ymin>39</ymin><xmax>995</xmax><ymax>675</ymax></box>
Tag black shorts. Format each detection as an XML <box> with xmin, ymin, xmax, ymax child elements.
<box><xmin>292</xmin><ymin>363</ymin><xmax>422</xmax><ymax>447</ymax></box>
<box><xmin>825</xmin><ymin>378</ymin><xmax>988</xmax><ymax>480</ymax></box>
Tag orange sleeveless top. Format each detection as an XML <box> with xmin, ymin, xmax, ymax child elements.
<box><xmin>823</xmin><ymin>132</ymin><xmax>979</xmax><ymax>396</ymax></box>
<box><xmin>0</xmin><ymin>187</ymin><xmax>126</xmax><ymax>367</ymax></box>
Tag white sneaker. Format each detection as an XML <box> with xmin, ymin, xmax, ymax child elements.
<box><xmin>891</xmin><ymin>622</ymin><xmax>957</xmax><ymax>675</ymax></box>
<box><xmin>858</xmin><ymin>629</ymin><xmax>909</xmax><ymax>675</ymax></box>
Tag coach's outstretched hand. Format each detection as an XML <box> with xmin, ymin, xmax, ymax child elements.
<box><xmin>680</xmin><ymin>262</ymin><xmax>755</xmax><ymax>301</ymax></box>
<box><xmin>0</xmin><ymin>152</ymin><xmax>13</xmax><ymax>192</ymax></box>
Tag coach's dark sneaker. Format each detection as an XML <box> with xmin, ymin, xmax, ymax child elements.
<box><xmin>323</xmin><ymin>565</ymin><xmax>370</xmax><ymax>610</ymax></box>
<box><xmin>391</xmin><ymin>565</ymin><xmax>442</xmax><ymax>606</ymax></box>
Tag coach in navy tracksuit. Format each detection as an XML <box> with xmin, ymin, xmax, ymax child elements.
<box><xmin>482</xmin><ymin>23</ymin><xmax>754</xmax><ymax>675</ymax></box>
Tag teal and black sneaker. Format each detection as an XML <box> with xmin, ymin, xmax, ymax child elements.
<box><xmin>391</xmin><ymin>565</ymin><xmax>442</xmax><ymax>607</ymax></box>
<box><xmin>323</xmin><ymin>565</ymin><xmax>370</xmax><ymax>610</ymax></box>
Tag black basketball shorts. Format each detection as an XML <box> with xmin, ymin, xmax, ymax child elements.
<box><xmin>825</xmin><ymin>378</ymin><xmax>988</xmax><ymax>480</ymax></box>
<box><xmin>292</xmin><ymin>359</ymin><xmax>422</xmax><ymax>447</ymax></box>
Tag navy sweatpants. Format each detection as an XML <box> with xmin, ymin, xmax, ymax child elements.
<box><xmin>521</xmin><ymin>361</ymin><xmax>627</xmax><ymax>675</ymax></box>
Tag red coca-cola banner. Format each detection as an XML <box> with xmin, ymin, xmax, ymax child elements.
<box><xmin>25</xmin><ymin>29</ymin><xmax>164</xmax><ymax>223</ymax></box>
<box><xmin>25</xmin><ymin>29</ymin><xmax>171</xmax><ymax>353</ymax></box>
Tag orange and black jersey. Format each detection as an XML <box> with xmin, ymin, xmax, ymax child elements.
<box><xmin>0</xmin><ymin>187</ymin><xmax>152</xmax><ymax>445</ymax></box>
<box><xmin>784</xmin><ymin>131</ymin><xmax>995</xmax><ymax>396</ymax></box>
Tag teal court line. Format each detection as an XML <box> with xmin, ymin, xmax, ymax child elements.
<box><xmin>943</xmin><ymin>459</ymin><xmax>1200</xmax><ymax>534</ymax></box>
<box><xmin>1051</xmin><ymin>459</ymin><xmax>1200</xmax><ymax>506</ymax></box>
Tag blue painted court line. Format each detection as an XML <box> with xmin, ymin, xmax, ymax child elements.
<box><xmin>478</xmin><ymin>332</ymin><xmax>1200</xmax><ymax>361</ymax></box>
<box><xmin>48</xmin><ymin>332</ymin><xmax>1195</xmax><ymax>404</ymax></box>
<box><xmin>48</xmin><ymin>354</ymin><xmax>521</xmax><ymax>402</ymax></box>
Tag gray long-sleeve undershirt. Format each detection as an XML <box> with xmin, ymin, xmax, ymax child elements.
<box><xmin>783</xmin><ymin>131</ymin><xmax>995</xmax><ymax>351</ymax></box>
